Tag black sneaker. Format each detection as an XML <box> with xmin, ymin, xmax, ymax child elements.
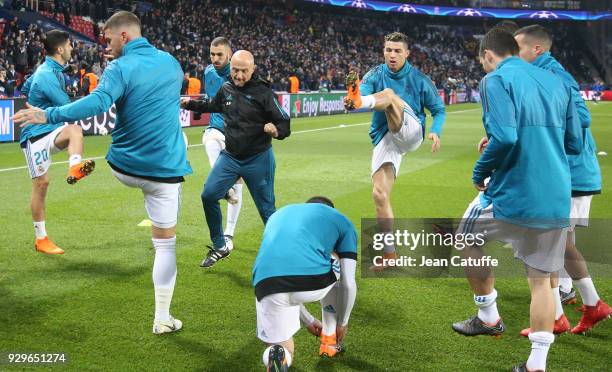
<box><xmin>267</xmin><ymin>345</ymin><xmax>288</xmax><ymax>372</ymax></box>
<box><xmin>512</xmin><ymin>362</ymin><xmax>543</xmax><ymax>372</ymax></box>
<box><xmin>452</xmin><ymin>316</ymin><xmax>505</xmax><ymax>337</ymax></box>
<box><xmin>200</xmin><ymin>245</ymin><xmax>230</xmax><ymax>268</ymax></box>
<box><xmin>560</xmin><ymin>287</ymin><xmax>577</xmax><ymax>305</ymax></box>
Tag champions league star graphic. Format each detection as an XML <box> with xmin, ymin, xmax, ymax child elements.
<box><xmin>456</xmin><ymin>8</ymin><xmax>483</xmax><ymax>17</ymax></box>
<box><xmin>350</xmin><ymin>0</ymin><xmax>368</xmax><ymax>8</ymax></box>
<box><xmin>530</xmin><ymin>10</ymin><xmax>560</xmax><ymax>19</ymax></box>
<box><xmin>397</xmin><ymin>4</ymin><xmax>417</xmax><ymax>13</ymax></box>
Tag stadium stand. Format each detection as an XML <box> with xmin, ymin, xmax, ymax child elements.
<box><xmin>0</xmin><ymin>0</ymin><xmax>608</xmax><ymax>98</ymax></box>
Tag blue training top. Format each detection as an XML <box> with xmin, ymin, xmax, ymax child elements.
<box><xmin>45</xmin><ymin>37</ymin><xmax>192</xmax><ymax>178</ymax></box>
<box><xmin>253</xmin><ymin>203</ymin><xmax>357</xmax><ymax>298</ymax></box>
<box><xmin>533</xmin><ymin>52</ymin><xmax>601</xmax><ymax>193</ymax></box>
<box><xmin>360</xmin><ymin>61</ymin><xmax>446</xmax><ymax>146</ymax></box>
<box><xmin>474</xmin><ymin>57</ymin><xmax>582</xmax><ymax>229</ymax></box>
<box><xmin>203</xmin><ymin>63</ymin><xmax>230</xmax><ymax>132</ymax></box>
<box><xmin>20</xmin><ymin>57</ymin><xmax>71</xmax><ymax>143</ymax></box>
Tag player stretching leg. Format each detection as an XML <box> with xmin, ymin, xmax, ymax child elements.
<box><xmin>14</xmin><ymin>11</ymin><xmax>191</xmax><ymax>334</ymax></box>
<box><xmin>19</xmin><ymin>30</ymin><xmax>95</xmax><ymax>255</ymax></box>
<box><xmin>253</xmin><ymin>197</ymin><xmax>357</xmax><ymax>370</ymax></box>
<box><xmin>344</xmin><ymin>32</ymin><xmax>445</xmax><ymax>271</ymax></box>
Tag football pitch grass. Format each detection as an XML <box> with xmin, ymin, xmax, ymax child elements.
<box><xmin>0</xmin><ymin>103</ymin><xmax>611</xmax><ymax>371</ymax></box>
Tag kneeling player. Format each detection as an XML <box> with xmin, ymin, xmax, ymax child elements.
<box><xmin>252</xmin><ymin>197</ymin><xmax>357</xmax><ymax>371</ymax></box>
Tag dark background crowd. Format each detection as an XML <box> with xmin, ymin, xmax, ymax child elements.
<box><xmin>0</xmin><ymin>0</ymin><xmax>608</xmax><ymax>98</ymax></box>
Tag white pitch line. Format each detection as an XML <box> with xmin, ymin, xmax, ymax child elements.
<box><xmin>0</xmin><ymin>122</ymin><xmax>369</xmax><ymax>173</ymax></box>
<box><xmin>0</xmin><ymin>108</ymin><xmax>480</xmax><ymax>173</ymax></box>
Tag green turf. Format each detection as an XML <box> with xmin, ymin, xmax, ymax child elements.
<box><xmin>0</xmin><ymin>103</ymin><xmax>610</xmax><ymax>371</ymax></box>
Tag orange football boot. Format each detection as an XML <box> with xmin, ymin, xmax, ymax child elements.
<box><xmin>35</xmin><ymin>237</ymin><xmax>64</xmax><ymax>254</ymax></box>
<box><xmin>67</xmin><ymin>159</ymin><xmax>95</xmax><ymax>184</ymax></box>
<box><xmin>319</xmin><ymin>334</ymin><xmax>342</xmax><ymax>358</ymax></box>
<box><xmin>344</xmin><ymin>71</ymin><xmax>362</xmax><ymax>110</ymax></box>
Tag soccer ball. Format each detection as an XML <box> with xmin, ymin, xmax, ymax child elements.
<box><xmin>457</xmin><ymin>8</ymin><xmax>482</xmax><ymax>17</ymax></box>
<box><xmin>182</xmin><ymin>131</ymin><xmax>188</xmax><ymax>150</ymax></box>
<box><xmin>350</xmin><ymin>0</ymin><xmax>368</xmax><ymax>9</ymax></box>
<box><xmin>397</xmin><ymin>4</ymin><xmax>417</xmax><ymax>13</ymax></box>
<box><xmin>529</xmin><ymin>11</ymin><xmax>559</xmax><ymax>19</ymax></box>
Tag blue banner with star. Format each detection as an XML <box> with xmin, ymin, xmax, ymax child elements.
<box><xmin>304</xmin><ymin>0</ymin><xmax>611</xmax><ymax>21</ymax></box>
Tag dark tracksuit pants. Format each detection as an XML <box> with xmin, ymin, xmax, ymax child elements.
<box><xmin>201</xmin><ymin>148</ymin><xmax>276</xmax><ymax>249</ymax></box>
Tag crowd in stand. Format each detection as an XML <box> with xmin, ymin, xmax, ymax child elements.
<box><xmin>0</xmin><ymin>0</ymin><xmax>606</xmax><ymax>98</ymax></box>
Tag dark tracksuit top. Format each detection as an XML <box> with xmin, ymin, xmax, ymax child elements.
<box><xmin>185</xmin><ymin>75</ymin><xmax>290</xmax><ymax>249</ymax></box>
<box><xmin>184</xmin><ymin>75</ymin><xmax>290</xmax><ymax>159</ymax></box>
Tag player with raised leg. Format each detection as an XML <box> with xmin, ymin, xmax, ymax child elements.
<box><xmin>13</xmin><ymin>11</ymin><xmax>192</xmax><ymax>334</ymax></box>
<box><xmin>19</xmin><ymin>29</ymin><xmax>95</xmax><ymax>255</ymax></box>
<box><xmin>344</xmin><ymin>32</ymin><xmax>446</xmax><ymax>271</ymax></box>
<box><xmin>253</xmin><ymin>197</ymin><xmax>357</xmax><ymax>370</ymax></box>
<box><xmin>514</xmin><ymin>25</ymin><xmax>611</xmax><ymax>336</ymax></box>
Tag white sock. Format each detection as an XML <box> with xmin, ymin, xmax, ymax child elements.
<box><xmin>33</xmin><ymin>221</ymin><xmax>47</xmax><ymax>239</ymax></box>
<box><xmin>262</xmin><ymin>346</ymin><xmax>292</xmax><ymax>367</ymax></box>
<box><xmin>320</xmin><ymin>286</ymin><xmax>338</xmax><ymax>337</ymax></box>
<box><xmin>552</xmin><ymin>287</ymin><xmax>564</xmax><ymax>320</ymax></box>
<box><xmin>474</xmin><ymin>289</ymin><xmax>500</xmax><ymax>325</ymax></box>
<box><xmin>69</xmin><ymin>154</ymin><xmax>82</xmax><ymax>167</ymax></box>
<box><xmin>574</xmin><ymin>277</ymin><xmax>600</xmax><ymax>306</ymax></box>
<box><xmin>361</xmin><ymin>95</ymin><xmax>376</xmax><ymax>109</ymax></box>
<box><xmin>558</xmin><ymin>268</ymin><xmax>573</xmax><ymax>292</ymax></box>
<box><xmin>527</xmin><ymin>332</ymin><xmax>554</xmax><ymax>371</ymax></box>
<box><xmin>383</xmin><ymin>242</ymin><xmax>396</xmax><ymax>254</ymax></box>
<box><xmin>224</xmin><ymin>183</ymin><xmax>243</xmax><ymax>236</ymax></box>
<box><xmin>152</xmin><ymin>237</ymin><xmax>177</xmax><ymax>321</ymax></box>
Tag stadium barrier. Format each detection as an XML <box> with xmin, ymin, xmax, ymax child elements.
<box><xmin>0</xmin><ymin>97</ymin><xmax>210</xmax><ymax>143</ymax></box>
<box><xmin>2</xmin><ymin>90</ymin><xmax>609</xmax><ymax>143</ymax></box>
<box><xmin>276</xmin><ymin>92</ymin><xmax>348</xmax><ymax>118</ymax></box>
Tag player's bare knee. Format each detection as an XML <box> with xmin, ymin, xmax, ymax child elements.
<box><xmin>33</xmin><ymin>177</ymin><xmax>50</xmax><ymax>191</ymax></box>
<box><xmin>372</xmin><ymin>185</ymin><xmax>389</xmax><ymax>206</ymax></box>
<box><xmin>67</xmin><ymin>124</ymin><xmax>83</xmax><ymax>137</ymax></box>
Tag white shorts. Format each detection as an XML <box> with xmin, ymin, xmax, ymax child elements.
<box><xmin>371</xmin><ymin>102</ymin><xmax>423</xmax><ymax>177</ymax></box>
<box><xmin>111</xmin><ymin>169</ymin><xmax>182</xmax><ymax>229</ymax></box>
<box><xmin>22</xmin><ymin>125</ymin><xmax>65</xmax><ymax>178</ymax></box>
<box><xmin>202</xmin><ymin>127</ymin><xmax>225</xmax><ymax>167</ymax></box>
<box><xmin>569</xmin><ymin>195</ymin><xmax>592</xmax><ymax>229</ymax></box>
<box><xmin>256</xmin><ymin>283</ymin><xmax>335</xmax><ymax>343</ymax></box>
<box><xmin>458</xmin><ymin>194</ymin><xmax>567</xmax><ymax>273</ymax></box>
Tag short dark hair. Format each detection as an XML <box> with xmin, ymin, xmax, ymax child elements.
<box><xmin>103</xmin><ymin>11</ymin><xmax>141</xmax><ymax>31</ymax></box>
<box><xmin>514</xmin><ymin>24</ymin><xmax>552</xmax><ymax>49</ymax></box>
<box><xmin>479</xmin><ymin>28</ymin><xmax>519</xmax><ymax>57</ymax></box>
<box><xmin>306</xmin><ymin>196</ymin><xmax>335</xmax><ymax>208</ymax></box>
<box><xmin>43</xmin><ymin>29</ymin><xmax>70</xmax><ymax>55</ymax></box>
<box><xmin>384</xmin><ymin>32</ymin><xmax>409</xmax><ymax>49</ymax></box>
<box><xmin>494</xmin><ymin>20</ymin><xmax>520</xmax><ymax>34</ymax></box>
<box><xmin>211</xmin><ymin>37</ymin><xmax>231</xmax><ymax>49</ymax></box>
